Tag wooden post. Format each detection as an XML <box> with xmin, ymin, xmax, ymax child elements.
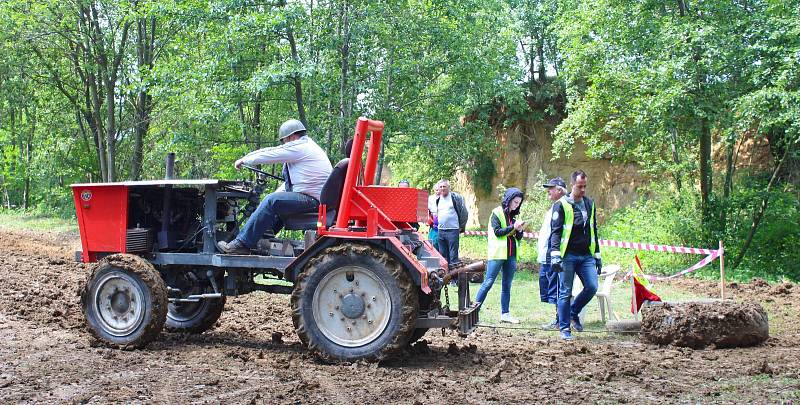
<box><xmin>719</xmin><ymin>240</ymin><xmax>725</xmax><ymax>300</ymax></box>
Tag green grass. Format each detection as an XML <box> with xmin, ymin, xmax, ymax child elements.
<box><xmin>428</xmin><ymin>231</ymin><xmax>715</xmax><ymax>332</ymax></box>
<box><xmin>444</xmin><ymin>257</ymin><xmax>712</xmax><ymax>331</ymax></box>
<box><xmin>0</xmin><ymin>209</ymin><xmax>77</xmax><ymax>233</ymax></box>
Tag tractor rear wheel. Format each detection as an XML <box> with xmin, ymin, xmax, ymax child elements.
<box><xmin>81</xmin><ymin>254</ymin><xmax>168</xmax><ymax>349</ymax></box>
<box><xmin>291</xmin><ymin>243</ymin><xmax>418</xmax><ymax>361</ymax></box>
<box><xmin>165</xmin><ymin>271</ymin><xmax>225</xmax><ymax>333</ymax></box>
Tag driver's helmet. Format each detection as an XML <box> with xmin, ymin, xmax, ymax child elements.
<box><xmin>278</xmin><ymin>119</ymin><xmax>306</xmax><ymax>140</ymax></box>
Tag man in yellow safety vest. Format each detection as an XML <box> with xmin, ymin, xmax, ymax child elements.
<box><xmin>548</xmin><ymin>170</ymin><xmax>601</xmax><ymax>341</ymax></box>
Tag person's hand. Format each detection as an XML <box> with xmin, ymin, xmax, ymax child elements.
<box><xmin>595</xmin><ymin>257</ymin><xmax>603</xmax><ymax>275</ymax></box>
<box><xmin>234</xmin><ymin>158</ymin><xmax>244</xmax><ymax>169</ymax></box>
<box><xmin>513</xmin><ymin>220</ymin><xmax>526</xmax><ymax>231</ymax></box>
<box><xmin>551</xmin><ymin>254</ymin><xmax>562</xmax><ymax>273</ymax></box>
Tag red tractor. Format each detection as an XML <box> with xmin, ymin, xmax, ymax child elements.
<box><xmin>72</xmin><ymin>117</ymin><xmax>481</xmax><ymax>361</ymax></box>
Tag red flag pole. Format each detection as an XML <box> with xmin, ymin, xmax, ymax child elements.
<box><xmin>631</xmin><ymin>263</ymin><xmax>638</xmax><ymax>319</ymax></box>
<box><xmin>719</xmin><ymin>240</ymin><xmax>725</xmax><ymax>300</ymax></box>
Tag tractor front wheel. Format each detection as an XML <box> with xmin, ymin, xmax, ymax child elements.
<box><xmin>81</xmin><ymin>254</ymin><xmax>168</xmax><ymax>349</ymax></box>
<box><xmin>291</xmin><ymin>243</ymin><xmax>418</xmax><ymax>361</ymax></box>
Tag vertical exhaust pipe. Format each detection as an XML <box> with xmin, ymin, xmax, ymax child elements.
<box><xmin>165</xmin><ymin>152</ymin><xmax>175</xmax><ymax>180</ymax></box>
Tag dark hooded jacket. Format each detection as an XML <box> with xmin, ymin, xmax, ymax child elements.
<box><xmin>490</xmin><ymin>187</ymin><xmax>525</xmax><ymax>258</ymax></box>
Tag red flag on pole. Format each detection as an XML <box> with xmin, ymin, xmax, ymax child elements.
<box><xmin>631</xmin><ymin>255</ymin><xmax>662</xmax><ymax>313</ymax></box>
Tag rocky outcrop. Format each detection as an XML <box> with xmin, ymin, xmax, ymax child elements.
<box><xmin>455</xmin><ymin>119</ymin><xmax>649</xmax><ymax>228</ymax></box>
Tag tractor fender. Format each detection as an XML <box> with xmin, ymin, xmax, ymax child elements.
<box><xmin>285</xmin><ymin>236</ymin><xmax>430</xmax><ymax>293</ymax></box>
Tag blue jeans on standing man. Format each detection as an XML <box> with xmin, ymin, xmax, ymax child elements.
<box><xmin>437</xmin><ymin>228</ymin><xmax>461</xmax><ymax>265</ymax></box>
<box><xmin>539</xmin><ymin>263</ymin><xmax>558</xmax><ymax>304</ymax></box>
<box><xmin>557</xmin><ymin>253</ymin><xmax>598</xmax><ymax>332</ymax></box>
<box><xmin>235</xmin><ymin>191</ymin><xmax>319</xmax><ymax>248</ymax></box>
<box><xmin>475</xmin><ymin>257</ymin><xmax>517</xmax><ymax>314</ymax></box>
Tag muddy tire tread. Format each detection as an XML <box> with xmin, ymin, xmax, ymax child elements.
<box><xmin>290</xmin><ymin>242</ymin><xmax>418</xmax><ymax>362</ymax></box>
<box><xmin>80</xmin><ymin>254</ymin><xmax>168</xmax><ymax>349</ymax></box>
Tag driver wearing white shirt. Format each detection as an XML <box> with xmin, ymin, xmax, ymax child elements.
<box><xmin>218</xmin><ymin>119</ymin><xmax>332</xmax><ymax>255</ymax></box>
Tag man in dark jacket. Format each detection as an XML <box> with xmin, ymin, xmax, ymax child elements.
<box><xmin>549</xmin><ymin>170</ymin><xmax>601</xmax><ymax>341</ymax></box>
<box><xmin>434</xmin><ymin>179</ymin><xmax>468</xmax><ymax>266</ymax></box>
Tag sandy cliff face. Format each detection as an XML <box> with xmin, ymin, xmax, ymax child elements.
<box><xmin>455</xmin><ymin>119</ymin><xmax>777</xmax><ymax>229</ymax></box>
<box><xmin>393</xmin><ymin>116</ymin><xmax>775</xmax><ymax>230</ymax></box>
<box><xmin>454</xmin><ymin>120</ymin><xmax>648</xmax><ymax>229</ymax></box>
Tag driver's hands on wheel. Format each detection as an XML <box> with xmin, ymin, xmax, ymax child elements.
<box><xmin>234</xmin><ymin>158</ymin><xmax>244</xmax><ymax>169</ymax></box>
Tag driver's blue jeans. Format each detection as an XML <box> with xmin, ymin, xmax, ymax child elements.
<box><xmin>235</xmin><ymin>192</ymin><xmax>319</xmax><ymax>248</ymax></box>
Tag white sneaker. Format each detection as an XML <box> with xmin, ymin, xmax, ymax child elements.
<box><xmin>500</xmin><ymin>313</ymin><xmax>520</xmax><ymax>324</ymax></box>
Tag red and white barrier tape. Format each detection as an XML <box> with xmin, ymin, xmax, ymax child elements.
<box><xmin>644</xmin><ymin>249</ymin><xmax>721</xmax><ymax>281</ymax></box>
<box><xmin>600</xmin><ymin>240</ymin><xmax>716</xmax><ymax>255</ymax></box>
<box><xmin>460</xmin><ymin>230</ymin><xmax>722</xmax><ymax>280</ymax></box>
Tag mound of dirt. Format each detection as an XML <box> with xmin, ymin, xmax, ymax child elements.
<box><xmin>641</xmin><ymin>301</ymin><xmax>769</xmax><ymax>349</ymax></box>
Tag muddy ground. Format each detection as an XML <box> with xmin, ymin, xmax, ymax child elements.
<box><xmin>0</xmin><ymin>229</ymin><xmax>798</xmax><ymax>404</ymax></box>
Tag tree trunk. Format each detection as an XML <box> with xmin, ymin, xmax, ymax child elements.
<box><xmin>132</xmin><ymin>16</ymin><xmax>156</xmax><ymax>181</ymax></box>
<box><xmin>87</xmin><ymin>2</ymin><xmax>131</xmax><ymax>182</ymax></box>
<box><xmin>132</xmin><ymin>89</ymin><xmax>151</xmax><ymax>180</ymax></box>
<box><xmin>699</xmin><ymin>118</ymin><xmax>712</xmax><ymax>223</ymax></box>
<box><xmin>536</xmin><ymin>38</ymin><xmax>546</xmax><ymax>83</ymax></box>
<box><xmin>22</xmin><ymin>106</ymin><xmax>35</xmax><ymax>210</ymax></box>
<box><xmin>286</xmin><ymin>26</ymin><xmax>307</xmax><ymax>126</ymax></box>
<box><xmin>23</xmin><ymin>129</ymin><xmax>31</xmax><ymax>210</ymax></box>
<box><xmin>8</xmin><ymin>109</ymin><xmax>16</xmax><ymax>207</ymax></box>
<box><xmin>677</xmin><ymin>0</ymin><xmax>687</xmax><ymax>16</ymax></box>
<box><xmin>253</xmin><ymin>91</ymin><xmax>262</xmax><ymax>147</ymax></box>
<box><xmin>238</xmin><ymin>102</ymin><xmax>248</xmax><ymax>142</ymax></box>
<box><xmin>374</xmin><ymin>50</ymin><xmax>393</xmax><ymax>185</ymax></box>
<box><xmin>326</xmin><ymin>98</ymin><xmax>334</xmax><ymax>155</ymax></box>
<box><xmin>731</xmin><ymin>145</ymin><xmax>791</xmax><ymax>269</ymax></box>
<box><xmin>719</xmin><ymin>136</ymin><xmax>738</xmax><ymax>229</ymax></box>
<box><xmin>78</xmin><ymin>4</ymin><xmax>108</xmax><ymax>181</ymax></box>
<box><xmin>338</xmin><ymin>0</ymin><xmax>351</xmax><ymax>146</ymax></box>
<box><xmin>521</xmin><ymin>39</ymin><xmax>534</xmax><ymax>90</ymax></box>
<box><xmin>669</xmin><ymin>128</ymin><xmax>682</xmax><ymax>191</ymax></box>
<box><xmin>375</xmin><ymin>142</ymin><xmax>385</xmax><ymax>185</ymax></box>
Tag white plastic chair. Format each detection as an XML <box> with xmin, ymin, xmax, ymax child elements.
<box><xmin>595</xmin><ymin>264</ymin><xmax>620</xmax><ymax>323</ymax></box>
<box><xmin>570</xmin><ymin>264</ymin><xmax>620</xmax><ymax>324</ymax></box>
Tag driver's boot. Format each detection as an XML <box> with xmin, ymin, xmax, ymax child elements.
<box><xmin>217</xmin><ymin>239</ymin><xmax>251</xmax><ymax>255</ymax></box>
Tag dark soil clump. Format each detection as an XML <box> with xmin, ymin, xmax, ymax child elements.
<box><xmin>641</xmin><ymin>301</ymin><xmax>769</xmax><ymax>349</ymax></box>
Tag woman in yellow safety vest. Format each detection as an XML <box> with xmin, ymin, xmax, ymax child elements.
<box><xmin>474</xmin><ymin>187</ymin><xmax>526</xmax><ymax>324</ymax></box>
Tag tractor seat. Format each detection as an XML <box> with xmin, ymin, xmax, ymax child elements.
<box><xmin>281</xmin><ymin>158</ymin><xmax>349</xmax><ymax>231</ymax></box>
